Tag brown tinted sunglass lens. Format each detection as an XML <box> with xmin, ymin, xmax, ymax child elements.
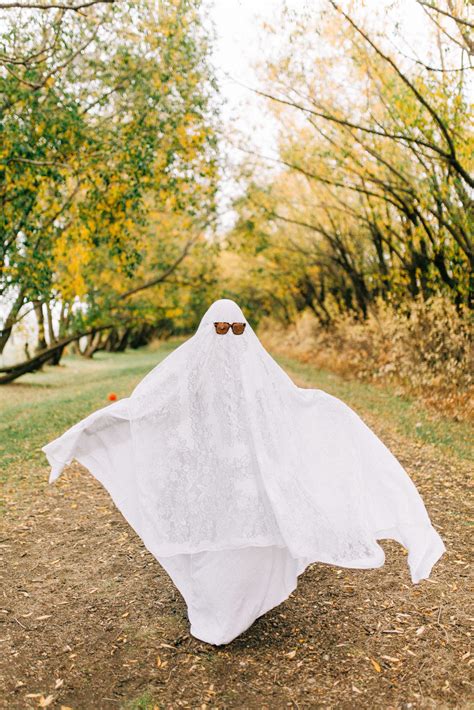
<box><xmin>214</xmin><ymin>322</ymin><xmax>230</xmax><ymax>334</ymax></box>
<box><xmin>232</xmin><ymin>323</ymin><xmax>246</xmax><ymax>335</ymax></box>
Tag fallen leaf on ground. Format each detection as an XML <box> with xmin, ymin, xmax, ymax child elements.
<box><xmin>370</xmin><ymin>658</ymin><xmax>382</xmax><ymax>673</ymax></box>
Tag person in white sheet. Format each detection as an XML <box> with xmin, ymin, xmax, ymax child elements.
<box><xmin>42</xmin><ymin>298</ymin><xmax>445</xmax><ymax>645</ymax></box>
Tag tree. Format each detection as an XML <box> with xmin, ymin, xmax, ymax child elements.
<box><xmin>0</xmin><ymin>0</ymin><xmax>220</xmax><ymax>379</ymax></box>
<box><xmin>228</xmin><ymin>0</ymin><xmax>473</xmax><ymax>323</ymax></box>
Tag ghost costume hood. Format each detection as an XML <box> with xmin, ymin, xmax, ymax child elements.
<box><xmin>42</xmin><ymin>298</ymin><xmax>445</xmax><ymax>645</ymax></box>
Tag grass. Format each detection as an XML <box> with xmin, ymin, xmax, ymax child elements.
<box><xmin>1</xmin><ymin>339</ymin><xmax>471</xmax><ymax>492</ymax></box>
<box><xmin>124</xmin><ymin>693</ymin><xmax>156</xmax><ymax>710</ymax></box>
<box><xmin>0</xmin><ymin>341</ymin><xmax>177</xmax><ymax>481</ymax></box>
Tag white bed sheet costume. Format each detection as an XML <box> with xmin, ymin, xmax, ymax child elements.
<box><xmin>42</xmin><ymin>299</ymin><xmax>445</xmax><ymax>645</ymax></box>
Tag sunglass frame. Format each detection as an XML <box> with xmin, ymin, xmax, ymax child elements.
<box><xmin>213</xmin><ymin>322</ymin><xmax>246</xmax><ymax>335</ymax></box>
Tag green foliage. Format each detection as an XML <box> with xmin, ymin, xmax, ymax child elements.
<box><xmin>0</xmin><ymin>0</ymin><xmax>220</xmax><ymax>361</ymax></box>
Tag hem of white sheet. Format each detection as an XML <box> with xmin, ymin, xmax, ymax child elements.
<box><xmin>188</xmin><ymin>578</ymin><xmax>300</xmax><ymax>646</ymax></box>
<box><xmin>43</xmin><ymin>452</ymin><xmax>445</xmax><ymax>586</ymax></box>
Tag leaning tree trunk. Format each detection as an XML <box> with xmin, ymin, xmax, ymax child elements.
<box><xmin>80</xmin><ymin>331</ymin><xmax>100</xmax><ymax>358</ymax></box>
<box><xmin>0</xmin><ymin>326</ymin><xmax>114</xmax><ymax>384</ymax></box>
<box><xmin>1</xmin><ymin>334</ymin><xmax>74</xmax><ymax>383</ymax></box>
<box><xmin>81</xmin><ymin>329</ymin><xmax>112</xmax><ymax>358</ymax></box>
<box><xmin>50</xmin><ymin>345</ymin><xmax>65</xmax><ymax>366</ymax></box>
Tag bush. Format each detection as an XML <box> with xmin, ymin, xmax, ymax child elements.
<box><xmin>259</xmin><ymin>297</ymin><xmax>473</xmax><ymax>421</ymax></box>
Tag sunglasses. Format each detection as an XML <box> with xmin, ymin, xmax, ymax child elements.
<box><xmin>213</xmin><ymin>321</ymin><xmax>246</xmax><ymax>335</ymax></box>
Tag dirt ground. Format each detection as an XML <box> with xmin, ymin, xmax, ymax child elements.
<box><xmin>1</xmin><ymin>404</ymin><xmax>472</xmax><ymax>709</ymax></box>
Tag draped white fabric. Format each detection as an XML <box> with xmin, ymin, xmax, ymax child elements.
<box><xmin>42</xmin><ymin>298</ymin><xmax>445</xmax><ymax>645</ymax></box>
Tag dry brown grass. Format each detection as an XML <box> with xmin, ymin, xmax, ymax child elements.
<box><xmin>259</xmin><ymin>297</ymin><xmax>473</xmax><ymax>422</ymax></box>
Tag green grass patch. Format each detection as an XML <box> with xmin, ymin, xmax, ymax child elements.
<box><xmin>123</xmin><ymin>693</ymin><xmax>157</xmax><ymax>710</ymax></box>
<box><xmin>0</xmin><ymin>342</ymin><xmax>177</xmax><ymax>480</ymax></box>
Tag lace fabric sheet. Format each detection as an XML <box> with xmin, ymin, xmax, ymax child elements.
<box><xmin>43</xmin><ymin>299</ymin><xmax>446</xmax><ymax>583</ymax></box>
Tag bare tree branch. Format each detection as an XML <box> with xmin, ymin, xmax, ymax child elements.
<box><xmin>116</xmin><ymin>238</ymin><xmax>198</xmax><ymax>301</ymax></box>
<box><xmin>419</xmin><ymin>2</ymin><xmax>474</xmax><ymax>53</ymax></box>
<box><xmin>417</xmin><ymin>1</ymin><xmax>474</xmax><ymax>29</ymax></box>
<box><xmin>252</xmin><ymin>86</ymin><xmax>455</xmax><ymax>163</ymax></box>
<box><xmin>328</xmin><ymin>1</ymin><xmax>473</xmax><ymax>188</ymax></box>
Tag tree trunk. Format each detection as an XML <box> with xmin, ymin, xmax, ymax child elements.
<box><xmin>45</xmin><ymin>301</ymin><xmax>56</xmax><ymax>344</ymax></box>
<box><xmin>58</xmin><ymin>301</ymin><xmax>69</xmax><ymax>338</ymax></box>
<box><xmin>34</xmin><ymin>301</ymin><xmax>48</xmax><ymax>355</ymax></box>
<box><xmin>81</xmin><ymin>331</ymin><xmax>102</xmax><ymax>358</ymax></box>
<box><xmin>0</xmin><ymin>289</ymin><xmax>25</xmax><ymax>355</ymax></box>
<box><xmin>129</xmin><ymin>324</ymin><xmax>153</xmax><ymax>349</ymax></box>
<box><xmin>50</xmin><ymin>345</ymin><xmax>65</xmax><ymax>366</ymax></box>
<box><xmin>104</xmin><ymin>328</ymin><xmax>118</xmax><ymax>352</ymax></box>
<box><xmin>116</xmin><ymin>328</ymin><xmax>130</xmax><ymax>352</ymax></box>
<box><xmin>44</xmin><ymin>301</ymin><xmax>63</xmax><ymax>365</ymax></box>
<box><xmin>0</xmin><ymin>326</ymin><xmax>113</xmax><ymax>384</ymax></box>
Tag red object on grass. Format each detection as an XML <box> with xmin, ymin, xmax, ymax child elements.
<box><xmin>107</xmin><ymin>392</ymin><xmax>117</xmax><ymax>401</ymax></box>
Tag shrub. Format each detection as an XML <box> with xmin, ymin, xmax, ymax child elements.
<box><xmin>259</xmin><ymin>297</ymin><xmax>473</xmax><ymax>421</ymax></box>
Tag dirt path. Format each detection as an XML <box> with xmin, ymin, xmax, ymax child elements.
<box><xmin>1</xmin><ymin>374</ymin><xmax>472</xmax><ymax>709</ymax></box>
